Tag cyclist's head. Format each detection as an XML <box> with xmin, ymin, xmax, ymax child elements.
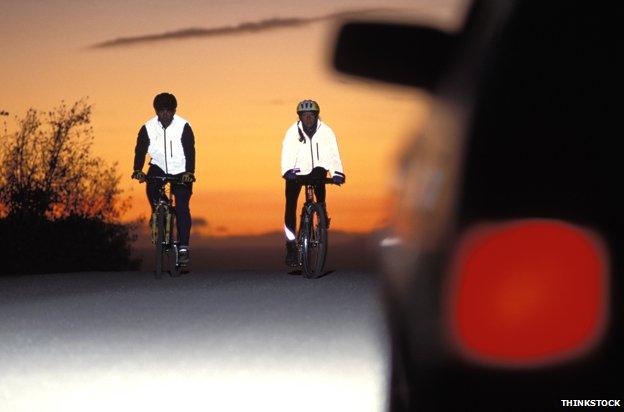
<box><xmin>153</xmin><ymin>93</ymin><xmax>177</xmax><ymax>111</ymax></box>
<box><xmin>153</xmin><ymin>92</ymin><xmax>177</xmax><ymax>128</ymax></box>
<box><xmin>296</xmin><ymin>99</ymin><xmax>320</xmax><ymax>114</ymax></box>
<box><xmin>297</xmin><ymin>99</ymin><xmax>320</xmax><ymax>129</ymax></box>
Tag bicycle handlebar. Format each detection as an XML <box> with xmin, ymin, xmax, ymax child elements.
<box><xmin>294</xmin><ymin>176</ymin><xmax>340</xmax><ymax>185</ymax></box>
<box><xmin>142</xmin><ymin>176</ymin><xmax>185</xmax><ymax>184</ymax></box>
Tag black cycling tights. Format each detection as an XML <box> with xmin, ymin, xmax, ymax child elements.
<box><xmin>284</xmin><ymin>167</ymin><xmax>327</xmax><ymax>241</ymax></box>
<box><xmin>146</xmin><ymin>165</ymin><xmax>192</xmax><ymax>247</ymax></box>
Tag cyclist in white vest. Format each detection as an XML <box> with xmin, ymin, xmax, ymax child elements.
<box><xmin>131</xmin><ymin>92</ymin><xmax>196</xmax><ymax>266</ymax></box>
<box><xmin>281</xmin><ymin>99</ymin><xmax>346</xmax><ymax>266</ymax></box>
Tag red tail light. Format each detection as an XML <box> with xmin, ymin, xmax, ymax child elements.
<box><xmin>447</xmin><ymin>219</ymin><xmax>608</xmax><ymax>367</ymax></box>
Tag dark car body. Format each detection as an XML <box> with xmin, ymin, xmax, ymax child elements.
<box><xmin>333</xmin><ymin>1</ymin><xmax>621</xmax><ymax>410</ymax></box>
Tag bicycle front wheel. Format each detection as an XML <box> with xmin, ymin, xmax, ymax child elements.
<box><xmin>302</xmin><ymin>203</ymin><xmax>328</xmax><ymax>279</ymax></box>
<box><xmin>168</xmin><ymin>212</ymin><xmax>182</xmax><ymax>277</ymax></box>
<box><xmin>154</xmin><ymin>206</ymin><xmax>166</xmax><ymax>279</ymax></box>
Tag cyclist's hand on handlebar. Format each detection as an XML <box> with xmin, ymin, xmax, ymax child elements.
<box><xmin>332</xmin><ymin>174</ymin><xmax>345</xmax><ymax>185</ymax></box>
<box><xmin>283</xmin><ymin>169</ymin><xmax>297</xmax><ymax>182</ymax></box>
<box><xmin>131</xmin><ymin>170</ymin><xmax>146</xmax><ymax>183</ymax></box>
<box><xmin>181</xmin><ymin>172</ymin><xmax>196</xmax><ymax>183</ymax></box>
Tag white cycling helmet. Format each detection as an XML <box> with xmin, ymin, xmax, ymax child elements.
<box><xmin>296</xmin><ymin>99</ymin><xmax>320</xmax><ymax>113</ymax></box>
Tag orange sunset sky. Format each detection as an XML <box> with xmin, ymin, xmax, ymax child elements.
<box><xmin>2</xmin><ymin>0</ymin><xmax>465</xmax><ymax>236</ymax></box>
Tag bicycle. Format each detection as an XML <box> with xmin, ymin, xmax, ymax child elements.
<box><xmin>294</xmin><ymin>176</ymin><xmax>339</xmax><ymax>279</ymax></box>
<box><xmin>144</xmin><ymin>175</ymin><xmax>187</xmax><ymax>278</ymax></box>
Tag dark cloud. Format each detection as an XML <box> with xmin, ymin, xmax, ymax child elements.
<box><xmin>214</xmin><ymin>225</ymin><xmax>228</xmax><ymax>234</ymax></box>
<box><xmin>192</xmin><ymin>217</ymin><xmax>209</xmax><ymax>227</ymax></box>
<box><xmin>90</xmin><ymin>8</ymin><xmax>397</xmax><ymax>49</ymax></box>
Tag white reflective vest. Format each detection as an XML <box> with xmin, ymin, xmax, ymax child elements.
<box><xmin>280</xmin><ymin>120</ymin><xmax>344</xmax><ymax>177</ymax></box>
<box><xmin>145</xmin><ymin>114</ymin><xmax>189</xmax><ymax>175</ymax></box>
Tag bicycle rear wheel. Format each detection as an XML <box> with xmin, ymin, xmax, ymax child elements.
<box><xmin>154</xmin><ymin>206</ymin><xmax>166</xmax><ymax>279</ymax></box>
<box><xmin>302</xmin><ymin>203</ymin><xmax>328</xmax><ymax>278</ymax></box>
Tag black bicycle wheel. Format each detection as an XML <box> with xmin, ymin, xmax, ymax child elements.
<box><xmin>302</xmin><ymin>203</ymin><xmax>328</xmax><ymax>278</ymax></box>
<box><xmin>168</xmin><ymin>211</ymin><xmax>181</xmax><ymax>277</ymax></box>
<box><xmin>154</xmin><ymin>206</ymin><xmax>166</xmax><ymax>279</ymax></box>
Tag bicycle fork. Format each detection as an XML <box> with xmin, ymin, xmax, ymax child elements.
<box><xmin>296</xmin><ymin>202</ymin><xmax>312</xmax><ymax>257</ymax></box>
<box><xmin>152</xmin><ymin>204</ymin><xmax>172</xmax><ymax>245</ymax></box>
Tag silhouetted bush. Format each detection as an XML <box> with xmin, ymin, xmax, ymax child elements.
<box><xmin>0</xmin><ymin>100</ymin><xmax>140</xmax><ymax>274</ymax></box>
<box><xmin>1</xmin><ymin>216</ymin><xmax>138</xmax><ymax>274</ymax></box>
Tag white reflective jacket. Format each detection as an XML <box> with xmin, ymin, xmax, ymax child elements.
<box><xmin>280</xmin><ymin>120</ymin><xmax>344</xmax><ymax>177</ymax></box>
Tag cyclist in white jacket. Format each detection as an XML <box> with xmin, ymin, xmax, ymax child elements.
<box><xmin>281</xmin><ymin>99</ymin><xmax>345</xmax><ymax>266</ymax></box>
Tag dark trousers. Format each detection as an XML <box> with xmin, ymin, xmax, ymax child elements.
<box><xmin>146</xmin><ymin>165</ymin><xmax>192</xmax><ymax>247</ymax></box>
<box><xmin>284</xmin><ymin>167</ymin><xmax>327</xmax><ymax>241</ymax></box>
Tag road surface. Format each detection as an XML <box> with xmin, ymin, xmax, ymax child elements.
<box><xmin>0</xmin><ymin>270</ymin><xmax>389</xmax><ymax>412</ymax></box>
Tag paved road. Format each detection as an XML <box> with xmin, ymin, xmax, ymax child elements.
<box><xmin>0</xmin><ymin>270</ymin><xmax>389</xmax><ymax>412</ymax></box>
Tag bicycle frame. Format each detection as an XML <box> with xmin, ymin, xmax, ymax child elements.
<box><xmin>145</xmin><ymin>176</ymin><xmax>184</xmax><ymax>278</ymax></box>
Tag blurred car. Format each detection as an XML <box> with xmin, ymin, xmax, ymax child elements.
<box><xmin>332</xmin><ymin>0</ymin><xmax>621</xmax><ymax>410</ymax></box>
